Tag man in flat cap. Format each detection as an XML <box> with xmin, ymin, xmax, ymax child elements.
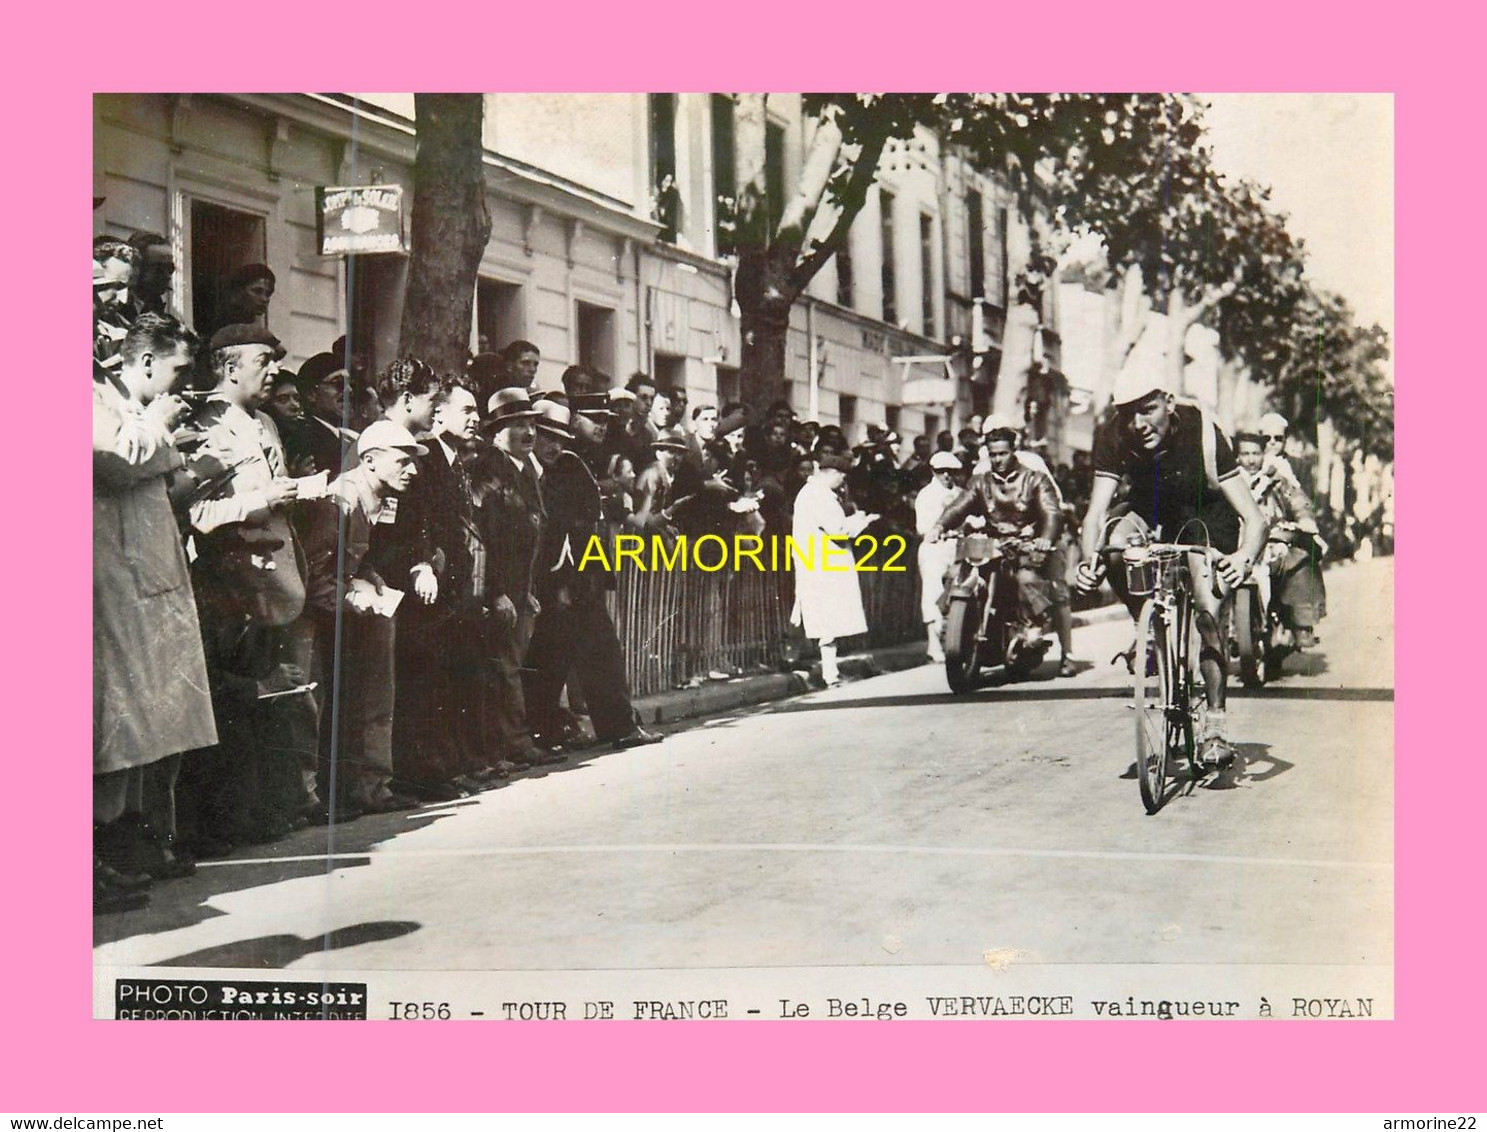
<box><xmin>298</xmin><ymin>420</ymin><xmax>429</xmax><ymax>816</ymax></box>
<box><xmin>914</xmin><ymin>450</ymin><xmax>964</xmax><ymax>663</ymax></box>
<box><xmin>525</xmin><ymin>401</ymin><xmax>663</xmax><ymax>752</ymax></box>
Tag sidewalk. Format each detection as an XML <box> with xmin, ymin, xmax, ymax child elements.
<box><xmin>632</xmin><ymin>599</ymin><xmax>1126</xmax><ymax>727</ymax></box>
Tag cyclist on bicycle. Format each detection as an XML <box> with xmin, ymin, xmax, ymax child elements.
<box><xmin>925</xmin><ymin>426</ymin><xmax>1063</xmax><ymax>641</ymax></box>
<box><xmin>1074</xmin><ymin>373</ymin><xmax>1269</xmax><ymax>769</ymax></box>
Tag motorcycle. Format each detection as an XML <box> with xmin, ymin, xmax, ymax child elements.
<box><xmin>941</xmin><ymin>525</ymin><xmax>1053</xmax><ymax>694</ymax></box>
<box><xmin>1229</xmin><ymin>524</ymin><xmax>1323</xmax><ymax>686</ymax></box>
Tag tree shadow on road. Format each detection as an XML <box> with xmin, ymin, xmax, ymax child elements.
<box><xmin>94</xmin><ymin>807</ymin><xmax>464</xmax><ymax>948</ymax></box>
<box><xmin>150</xmin><ymin>919</ymin><xmax>421</xmax><ymax>968</ymax></box>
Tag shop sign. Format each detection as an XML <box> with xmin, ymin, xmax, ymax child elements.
<box><xmin>317</xmin><ymin>185</ymin><xmax>405</xmax><ymax>255</ymax></box>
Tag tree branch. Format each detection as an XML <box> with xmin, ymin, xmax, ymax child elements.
<box><xmin>774</xmin><ymin>110</ymin><xmax>843</xmax><ymax>259</ymax></box>
<box><xmin>788</xmin><ymin>128</ymin><xmax>890</xmax><ymax>292</ymax></box>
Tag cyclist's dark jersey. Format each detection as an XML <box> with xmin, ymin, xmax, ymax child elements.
<box><xmin>1092</xmin><ymin>403</ymin><xmax>1242</xmax><ymax>552</ymax></box>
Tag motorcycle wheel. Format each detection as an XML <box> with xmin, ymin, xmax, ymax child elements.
<box><xmin>943</xmin><ymin>597</ymin><xmax>980</xmax><ymax>695</ymax></box>
<box><xmin>1235</xmin><ymin>586</ymin><xmax>1269</xmax><ymax>687</ymax></box>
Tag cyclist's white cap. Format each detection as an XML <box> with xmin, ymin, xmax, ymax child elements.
<box><xmin>980</xmin><ymin>412</ymin><xmax>1022</xmax><ymax>435</ymax></box>
<box><xmin>1258</xmin><ymin>411</ymin><xmax>1289</xmax><ymax>435</ymax></box>
<box><xmin>929</xmin><ymin>451</ymin><xmax>963</xmax><ymax>471</ymax></box>
<box><xmin>1110</xmin><ymin>366</ymin><xmax>1174</xmax><ymax>408</ymax></box>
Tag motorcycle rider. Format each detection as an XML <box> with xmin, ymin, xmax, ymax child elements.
<box><xmin>924</xmin><ymin>427</ymin><xmax>1063</xmax><ymax>652</ymax></box>
<box><xmin>971</xmin><ymin>414</ymin><xmax>1078</xmax><ymax>676</ymax></box>
<box><xmin>1235</xmin><ymin>430</ymin><xmax>1326</xmax><ymax>649</ymax></box>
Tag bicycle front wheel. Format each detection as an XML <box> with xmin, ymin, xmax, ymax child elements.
<box><xmin>1134</xmin><ymin>598</ymin><xmax>1180</xmax><ymax>814</ymax></box>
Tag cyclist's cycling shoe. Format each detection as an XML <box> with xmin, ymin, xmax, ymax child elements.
<box><xmin>1197</xmin><ymin>735</ymin><xmax>1237</xmax><ymax>772</ymax></box>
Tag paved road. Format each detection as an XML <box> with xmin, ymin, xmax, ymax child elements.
<box><xmin>95</xmin><ymin>558</ymin><xmax>1393</xmax><ymax>978</ymax></box>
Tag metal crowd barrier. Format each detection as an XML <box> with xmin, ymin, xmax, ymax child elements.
<box><xmin>604</xmin><ymin>532</ymin><xmax>928</xmax><ymax>698</ymax></box>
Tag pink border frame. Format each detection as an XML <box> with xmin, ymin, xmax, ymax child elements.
<box><xmin>12</xmin><ymin>0</ymin><xmax>1478</xmax><ymax>1111</ymax></box>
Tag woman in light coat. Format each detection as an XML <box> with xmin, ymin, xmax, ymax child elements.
<box><xmin>790</xmin><ymin>452</ymin><xmax>878</xmax><ymax>685</ymax></box>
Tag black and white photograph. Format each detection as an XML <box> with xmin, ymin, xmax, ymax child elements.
<box><xmin>91</xmin><ymin>92</ymin><xmax>1393</xmax><ymax>1021</ymax></box>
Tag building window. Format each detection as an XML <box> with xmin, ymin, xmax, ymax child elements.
<box><xmin>835</xmin><ymin>226</ymin><xmax>854</xmax><ymax>308</ymax></box>
<box><xmin>711</xmin><ymin>95</ymin><xmax>736</xmax><ymax>256</ymax></box>
<box><xmin>880</xmin><ymin>189</ymin><xmax>897</xmax><ymax>326</ymax></box>
<box><xmin>885</xmin><ymin>404</ymin><xmax>901</xmax><ymax>435</ymax></box>
<box><xmin>923</xmin><ymin>412</ymin><xmax>940</xmax><ymax>441</ymax></box>
<box><xmin>715</xmin><ymin>365</ymin><xmax>740</xmax><ymax>407</ymax></box>
<box><xmin>649</xmin><ymin>93</ymin><xmax>680</xmax><ymax>243</ymax></box>
<box><xmin>189</xmin><ymin>198</ymin><xmax>267</xmax><ymax>338</ymax></box>
<box><xmin>920</xmin><ymin>212</ymin><xmax>936</xmax><ymax>338</ymax></box>
<box><xmin>764</xmin><ymin>121</ymin><xmax>786</xmax><ymax>238</ymax></box>
<box><xmin>967</xmin><ymin>189</ymin><xmax>985</xmax><ymax>300</ymax></box>
<box><xmin>838</xmin><ymin>392</ymin><xmax>857</xmax><ymax>432</ymax></box>
<box><xmin>476</xmin><ymin>278</ymin><xmax>524</xmax><ymax>356</ymax></box>
<box><xmin>576</xmin><ymin>301</ymin><xmax>617</xmax><ymax>377</ymax></box>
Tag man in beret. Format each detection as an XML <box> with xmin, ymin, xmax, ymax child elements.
<box><xmin>525</xmin><ymin>401</ymin><xmax>663</xmax><ymax>752</ymax></box>
<box><xmin>294</xmin><ymin>352</ymin><xmax>358</xmax><ymax>475</ymax></box>
<box><xmin>183</xmin><ymin>324</ymin><xmax>315</xmax><ymax>845</ymax></box>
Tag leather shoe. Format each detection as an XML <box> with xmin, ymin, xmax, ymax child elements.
<box><xmin>610</xmin><ymin>726</ymin><xmax>663</xmax><ymax>750</ymax></box>
<box><xmin>395</xmin><ymin>779</ymin><xmax>466</xmax><ymax>802</ymax></box>
<box><xmin>509</xmin><ymin>745</ymin><xmax>566</xmax><ymax>767</ymax></box>
<box><xmin>359</xmin><ymin>792</ymin><xmax>420</xmax><ymax>814</ymax></box>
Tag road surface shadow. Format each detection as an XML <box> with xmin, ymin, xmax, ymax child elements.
<box><xmin>94</xmin><ymin>806</ymin><xmax>462</xmax><ymax>947</ymax></box>
<box><xmin>1202</xmin><ymin>742</ymin><xmax>1296</xmax><ymax>790</ymax></box>
<box><xmin>151</xmin><ymin>919</ymin><xmax>420</xmax><ymax>968</ymax></box>
<box><xmin>1227</xmin><ymin>686</ymin><xmax>1392</xmax><ymax>702</ymax></box>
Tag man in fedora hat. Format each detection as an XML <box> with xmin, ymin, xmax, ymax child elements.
<box><xmin>1074</xmin><ymin>369</ymin><xmax>1269</xmax><ymax>770</ymax></box>
<box><xmin>467</xmin><ymin>388</ymin><xmax>563</xmax><ymax>769</ymax></box>
<box><xmin>525</xmin><ymin>400</ymin><xmax>663</xmax><ymax>752</ymax></box>
<box><xmin>629</xmin><ymin>429</ymin><xmax>688</xmax><ymax>535</ymax></box>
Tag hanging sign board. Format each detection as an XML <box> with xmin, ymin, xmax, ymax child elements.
<box><xmin>316</xmin><ymin>185</ymin><xmax>406</xmax><ymax>255</ymax></box>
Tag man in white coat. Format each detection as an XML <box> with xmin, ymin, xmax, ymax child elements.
<box><xmin>790</xmin><ymin>451</ymin><xmax>878</xmax><ymax>686</ymax></box>
<box><xmin>914</xmin><ymin>451</ymin><xmax>964</xmax><ymax>662</ymax></box>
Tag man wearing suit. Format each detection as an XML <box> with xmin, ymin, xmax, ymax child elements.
<box><xmin>524</xmin><ymin>400</ymin><xmax>663</xmax><ymax>752</ymax></box>
<box><xmin>292</xmin><ymin>351</ymin><xmax>358</xmax><ymax>476</ymax></box>
<box><xmin>359</xmin><ymin>358</ymin><xmax>463</xmax><ymax>800</ymax></box>
<box><xmin>469</xmin><ymin>389</ymin><xmax>565</xmax><ymax>769</ymax></box>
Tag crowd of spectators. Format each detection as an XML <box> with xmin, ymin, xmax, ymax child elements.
<box><xmin>92</xmin><ymin>229</ymin><xmax>1095</xmax><ymax>916</ymax></box>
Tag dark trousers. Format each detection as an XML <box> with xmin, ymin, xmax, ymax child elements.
<box><xmin>1272</xmin><ymin>545</ymin><xmax>1327</xmax><ymax>629</ymax></box>
<box><xmin>524</xmin><ymin>593</ymin><xmax>636</xmax><ymax>741</ymax></box>
<box><xmin>391</xmin><ymin>607</ymin><xmax>465</xmax><ymax>786</ymax></box>
<box><xmin>480</xmin><ymin>604</ymin><xmax>536</xmax><ymax>761</ymax></box>
<box><xmin>311</xmin><ymin>609</ymin><xmax>396</xmax><ymax>806</ymax></box>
